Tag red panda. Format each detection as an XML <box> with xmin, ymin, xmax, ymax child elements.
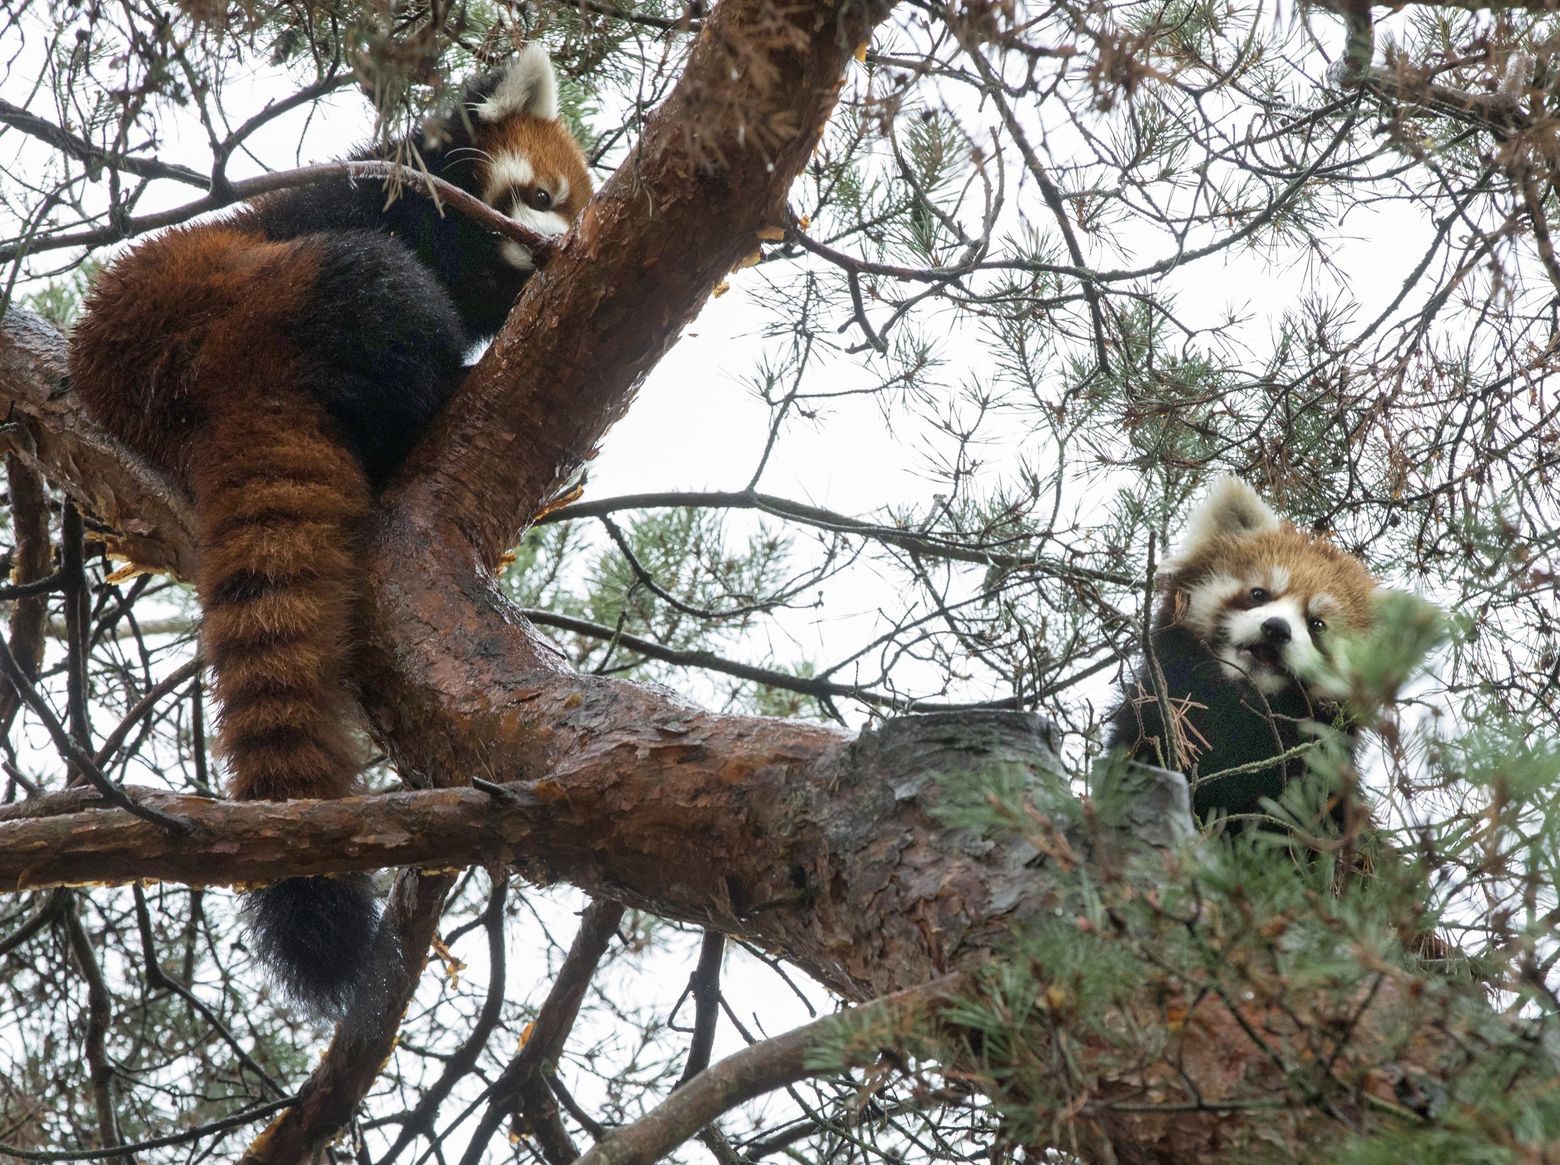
<box><xmin>1107</xmin><ymin>477</ymin><xmax>1382</xmax><ymax>827</ymax></box>
<box><xmin>67</xmin><ymin>47</ymin><xmax>591</xmax><ymax>1019</ymax></box>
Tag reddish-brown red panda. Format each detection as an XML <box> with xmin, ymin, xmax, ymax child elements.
<box><xmin>1108</xmin><ymin>477</ymin><xmax>1382</xmax><ymax>826</ymax></box>
<box><xmin>68</xmin><ymin>46</ymin><xmax>591</xmax><ymax>1019</ymax></box>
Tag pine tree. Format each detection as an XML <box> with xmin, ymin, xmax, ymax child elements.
<box><xmin>0</xmin><ymin>0</ymin><xmax>1557</xmax><ymax>1159</ymax></box>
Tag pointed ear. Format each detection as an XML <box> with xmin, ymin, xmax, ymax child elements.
<box><xmin>1164</xmin><ymin>476</ymin><xmax>1280</xmax><ymax>567</ymax></box>
<box><xmin>476</xmin><ymin>43</ymin><xmax>560</xmax><ymax>122</ymax></box>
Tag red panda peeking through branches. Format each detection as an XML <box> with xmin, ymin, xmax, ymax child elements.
<box><xmin>1107</xmin><ymin>478</ymin><xmax>1383</xmax><ymax>829</ymax></box>
<box><xmin>68</xmin><ymin>47</ymin><xmax>592</xmax><ymax>1019</ymax></box>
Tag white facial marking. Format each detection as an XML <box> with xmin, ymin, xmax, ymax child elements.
<box><xmin>498</xmin><ymin>203</ymin><xmax>572</xmax><ymax>270</ymax></box>
<box><xmin>500</xmin><ymin>241</ymin><xmax>536</xmax><ymax>270</ymax></box>
<box><xmin>483</xmin><ymin>149</ymin><xmax>572</xmax><ymax>270</ymax></box>
<box><xmin>508</xmin><ymin>202</ymin><xmax>570</xmax><ymax>237</ymax></box>
<box><xmin>1215</xmin><ymin>592</ymin><xmax>1328</xmax><ymax>694</ymax></box>
<box><xmin>484</xmin><ymin>154</ymin><xmax>535</xmax><ymax>205</ymax></box>
<box><xmin>1182</xmin><ymin>572</ymin><xmax>1241</xmax><ymax>639</ymax></box>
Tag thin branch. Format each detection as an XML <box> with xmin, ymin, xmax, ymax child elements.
<box><xmin>89</xmin><ymin>657</ymin><xmax>202</xmax><ymax>771</ymax></box>
<box><xmin>60</xmin><ymin>503</ymin><xmax>92</xmax><ymax>786</ymax></box>
<box><xmin>0</xmin><ymin>99</ymin><xmax>206</xmax><ymax>187</ymax></box>
<box><xmin>0</xmin><ymin>627</ymin><xmax>192</xmax><ymax>832</ymax></box>
<box><xmin>676</xmin><ymin>930</ymin><xmax>726</xmax><ymax>1087</ymax></box>
<box><xmin>130</xmin><ymin>885</ymin><xmax>286</xmax><ymax>1098</ymax></box>
<box><xmin>571</xmin><ymin>977</ymin><xmax>960</xmax><ymax>1165</ymax></box>
<box><xmin>380</xmin><ymin>874</ymin><xmax>511</xmax><ymax>1163</ymax></box>
<box><xmin>62</xmin><ymin>898</ymin><xmax>124</xmax><ymax>1156</ymax></box>
<box><xmin>0</xmin><ymin>1098</ymin><xmax>298</xmax><ymax>1162</ymax></box>
<box><xmin>457</xmin><ymin>899</ymin><xmax>626</xmax><ymax>1165</ymax></box>
<box><xmin>0</xmin><ymin>453</ymin><xmax>52</xmax><ymax>736</ymax></box>
<box><xmin>541</xmin><ymin>489</ymin><xmax>1130</xmax><ymax>584</ymax></box>
<box><xmin>522</xmin><ymin>607</ymin><xmax>1018</xmax><ymax>710</ymax></box>
<box><xmin>238</xmin><ymin>869</ymin><xmax>459</xmax><ymax>1164</ymax></box>
<box><xmin>1</xmin><ymin>159</ymin><xmax>560</xmax><ymax>265</ymax></box>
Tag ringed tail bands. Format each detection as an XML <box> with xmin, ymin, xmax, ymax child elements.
<box><xmin>68</xmin><ymin>47</ymin><xmax>592</xmax><ymax>1018</ymax></box>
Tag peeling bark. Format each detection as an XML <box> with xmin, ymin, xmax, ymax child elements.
<box><xmin>0</xmin><ymin>712</ymin><xmax>1083</xmax><ymax>1001</ymax></box>
<box><xmin>0</xmin><ymin>0</ymin><xmax>1513</xmax><ymax>1155</ymax></box>
<box><xmin>0</xmin><ymin>307</ymin><xmax>195</xmax><ymax>578</ymax></box>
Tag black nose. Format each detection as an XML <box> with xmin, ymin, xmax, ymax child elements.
<box><xmin>1261</xmin><ymin>617</ymin><xmax>1292</xmax><ymax>645</ymax></box>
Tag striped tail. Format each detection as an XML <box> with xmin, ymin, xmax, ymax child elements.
<box><xmin>191</xmin><ymin>398</ymin><xmax>383</xmax><ymax>1018</ymax></box>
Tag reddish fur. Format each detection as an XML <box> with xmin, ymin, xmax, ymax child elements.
<box><xmin>72</xmin><ymin>225</ymin><xmax>369</xmax><ymax>806</ymax></box>
<box><xmin>1160</xmin><ymin>524</ymin><xmax>1379</xmax><ymax>634</ymax></box>
<box><xmin>67</xmin><ymin>55</ymin><xmax>592</xmax><ymax>1016</ymax></box>
<box><xmin>479</xmin><ymin>119</ymin><xmax>591</xmax><ymax>216</ymax></box>
<box><xmin>194</xmin><ymin>403</ymin><xmax>369</xmax><ymax>803</ymax></box>
<box><xmin>68</xmin><ymin>108</ymin><xmax>591</xmax><ymax>819</ymax></box>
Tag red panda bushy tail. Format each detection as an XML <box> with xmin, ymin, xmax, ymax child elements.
<box><xmin>190</xmin><ymin>398</ymin><xmax>384</xmax><ymax>1017</ymax></box>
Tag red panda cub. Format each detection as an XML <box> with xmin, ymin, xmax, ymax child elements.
<box><xmin>68</xmin><ymin>47</ymin><xmax>591</xmax><ymax>1019</ymax></box>
<box><xmin>1108</xmin><ymin>478</ymin><xmax>1381</xmax><ymax>828</ymax></box>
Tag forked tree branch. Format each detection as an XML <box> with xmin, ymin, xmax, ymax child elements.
<box><xmin>394</xmin><ymin>0</ymin><xmax>898</xmax><ymax>562</ymax></box>
<box><xmin>0</xmin><ymin>0</ymin><xmax>1513</xmax><ymax>1156</ymax></box>
<box><xmin>574</xmin><ymin>976</ymin><xmax>964</xmax><ymax>1165</ymax></box>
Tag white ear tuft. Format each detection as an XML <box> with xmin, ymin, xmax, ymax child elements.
<box><xmin>1169</xmin><ymin>476</ymin><xmax>1280</xmax><ymax>563</ymax></box>
<box><xmin>477</xmin><ymin>44</ymin><xmax>560</xmax><ymax>122</ymax></box>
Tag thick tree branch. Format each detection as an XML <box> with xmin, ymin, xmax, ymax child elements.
<box><xmin>0</xmin><ymin>712</ymin><xmax>1068</xmax><ymax>1001</ymax></box>
<box><xmin>396</xmin><ymin>0</ymin><xmax>897</xmax><ymax>562</ymax></box>
<box><xmin>0</xmin><ymin>307</ymin><xmax>195</xmax><ymax>578</ymax></box>
<box><xmin>0</xmin><ymin>751</ymin><xmax>1475</xmax><ymax>1165</ymax></box>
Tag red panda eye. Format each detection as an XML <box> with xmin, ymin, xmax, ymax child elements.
<box><xmin>528</xmin><ymin>188</ymin><xmax>553</xmax><ymax>210</ymax></box>
<box><xmin>1249</xmin><ymin>587</ymin><xmax>1268</xmax><ymax>603</ymax></box>
<box><xmin>1308</xmin><ymin>617</ymin><xmax>1327</xmax><ymax>634</ymax></box>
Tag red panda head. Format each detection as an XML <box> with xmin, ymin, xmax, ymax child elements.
<box><xmin>426</xmin><ymin>45</ymin><xmax>593</xmax><ymax>271</ymax></box>
<box><xmin>1157</xmin><ymin>477</ymin><xmax>1381</xmax><ymax>696</ymax></box>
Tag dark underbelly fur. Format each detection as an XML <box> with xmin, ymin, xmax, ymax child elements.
<box><xmin>1107</xmin><ymin>622</ymin><xmax>1354</xmax><ymax>826</ymax></box>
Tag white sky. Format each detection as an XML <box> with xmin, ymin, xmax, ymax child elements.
<box><xmin>0</xmin><ymin>7</ymin><xmax>1542</xmax><ymax>1156</ymax></box>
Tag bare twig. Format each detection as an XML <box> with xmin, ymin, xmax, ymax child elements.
<box><xmin>572</xmin><ymin>977</ymin><xmax>960</xmax><ymax>1165</ymax></box>
<box><xmin>457</xmin><ymin>899</ymin><xmax>626</xmax><ymax>1165</ymax></box>
<box><xmin>1</xmin><ymin>160</ymin><xmax>560</xmax><ymax>265</ymax></box>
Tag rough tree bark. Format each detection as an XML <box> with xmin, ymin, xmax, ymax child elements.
<box><xmin>0</xmin><ymin>0</ymin><xmax>1501</xmax><ymax>1159</ymax></box>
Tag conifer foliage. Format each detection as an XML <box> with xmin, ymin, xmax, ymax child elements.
<box><xmin>0</xmin><ymin>0</ymin><xmax>1557</xmax><ymax>1161</ymax></box>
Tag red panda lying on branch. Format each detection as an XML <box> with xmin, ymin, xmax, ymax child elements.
<box><xmin>69</xmin><ymin>47</ymin><xmax>591</xmax><ymax>1019</ymax></box>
